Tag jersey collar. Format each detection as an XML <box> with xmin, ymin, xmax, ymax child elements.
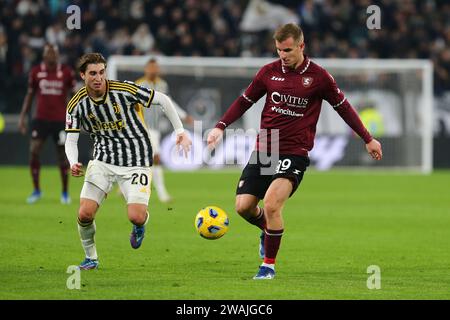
<box><xmin>40</xmin><ymin>62</ymin><xmax>61</xmax><ymax>72</ymax></box>
<box><xmin>281</xmin><ymin>55</ymin><xmax>310</xmax><ymax>75</ymax></box>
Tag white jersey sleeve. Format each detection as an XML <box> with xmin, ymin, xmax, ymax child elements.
<box><xmin>152</xmin><ymin>91</ymin><xmax>184</xmax><ymax>135</ymax></box>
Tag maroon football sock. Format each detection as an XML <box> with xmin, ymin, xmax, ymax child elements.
<box><xmin>59</xmin><ymin>162</ymin><xmax>69</xmax><ymax>193</ymax></box>
<box><xmin>30</xmin><ymin>156</ymin><xmax>40</xmax><ymax>191</ymax></box>
<box><xmin>246</xmin><ymin>206</ymin><xmax>267</xmax><ymax>230</ymax></box>
<box><xmin>263</xmin><ymin>228</ymin><xmax>284</xmax><ymax>265</ymax></box>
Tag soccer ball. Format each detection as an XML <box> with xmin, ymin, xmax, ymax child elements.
<box><xmin>195</xmin><ymin>206</ymin><xmax>229</xmax><ymax>240</ymax></box>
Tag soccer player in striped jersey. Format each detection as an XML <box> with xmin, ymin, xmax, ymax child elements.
<box><xmin>134</xmin><ymin>58</ymin><xmax>194</xmax><ymax>203</ymax></box>
<box><xmin>65</xmin><ymin>53</ymin><xmax>191</xmax><ymax>270</ymax></box>
<box><xmin>207</xmin><ymin>23</ymin><xmax>383</xmax><ymax>279</ymax></box>
<box><xmin>18</xmin><ymin>44</ymin><xmax>76</xmax><ymax>204</ymax></box>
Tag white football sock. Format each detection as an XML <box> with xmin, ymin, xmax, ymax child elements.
<box><xmin>262</xmin><ymin>263</ymin><xmax>275</xmax><ymax>270</ymax></box>
<box><xmin>152</xmin><ymin>165</ymin><xmax>171</xmax><ymax>201</ymax></box>
<box><xmin>78</xmin><ymin>221</ymin><xmax>98</xmax><ymax>260</ymax></box>
<box><xmin>144</xmin><ymin>211</ymin><xmax>149</xmax><ymax>225</ymax></box>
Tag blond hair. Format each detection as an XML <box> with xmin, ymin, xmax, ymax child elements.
<box><xmin>273</xmin><ymin>23</ymin><xmax>304</xmax><ymax>43</ymax></box>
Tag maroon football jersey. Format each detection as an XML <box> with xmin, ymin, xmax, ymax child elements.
<box><xmin>216</xmin><ymin>56</ymin><xmax>372</xmax><ymax>156</ymax></box>
<box><xmin>29</xmin><ymin>63</ymin><xmax>76</xmax><ymax>122</ymax></box>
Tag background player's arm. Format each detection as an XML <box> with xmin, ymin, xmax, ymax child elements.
<box><xmin>172</xmin><ymin>99</ymin><xmax>194</xmax><ymax>126</ymax></box>
<box><xmin>18</xmin><ymin>87</ymin><xmax>35</xmax><ymax>135</ymax></box>
<box><xmin>151</xmin><ymin>91</ymin><xmax>192</xmax><ymax>157</ymax></box>
<box><xmin>129</xmin><ymin>81</ymin><xmax>192</xmax><ymax>156</ymax></box>
<box><xmin>65</xmin><ymin>132</ymin><xmax>84</xmax><ymax>176</ymax></box>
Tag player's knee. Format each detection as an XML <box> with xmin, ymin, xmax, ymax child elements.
<box><xmin>235</xmin><ymin>202</ymin><xmax>254</xmax><ymax>218</ymax></box>
<box><xmin>128</xmin><ymin>205</ymin><xmax>148</xmax><ymax>225</ymax></box>
<box><xmin>78</xmin><ymin>201</ymin><xmax>98</xmax><ymax>222</ymax></box>
<box><xmin>57</xmin><ymin>147</ymin><xmax>69</xmax><ymax>166</ymax></box>
<box><xmin>78</xmin><ymin>209</ymin><xmax>95</xmax><ymax>223</ymax></box>
<box><xmin>129</xmin><ymin>211</ymin><xmax>147</xmax><ymax>225</ymax></box>
<box><xmin>263</xmin><ymin>198</ymin><xmax>282</xmax><ymax>217</ymax></box>
<box><xmin>30</xmin><ymin>149</ymin><xmax>40</xmax><ymax>162</ymax></box>
<box><xmin>30</xmin><ymin>139</ymin><xmax>43</xmax><ymax>157</ymax></box>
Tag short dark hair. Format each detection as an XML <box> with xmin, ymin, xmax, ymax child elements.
<box><xmin>146</xmin><ymin>57</ymin><xmax>157</xmax><ymax>65</ymax></box>
<box><xmin>273</xmin><ymin>23</ymin><xmax>304</xmax><ymax>43</ymax></box>
<box><xmin>77</xmin><ymin>53</ymin><xmax>107</xmax><ymax>73</ymax></box>
<box><xmin>43</xmin><ymin>43</ymin><xmax>58</xmax><ymax>52</ymax></box>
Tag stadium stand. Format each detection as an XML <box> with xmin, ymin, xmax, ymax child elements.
<box><xmin>0</xmin><ymin>0</ymin><xmax>449</xmax><ymax>164</ymax></box>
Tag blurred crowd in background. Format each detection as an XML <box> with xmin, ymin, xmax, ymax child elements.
<box><xmin>0</xmin><ymin>0</ymin><xmax>450</xmax><ymax>114</ymax></box>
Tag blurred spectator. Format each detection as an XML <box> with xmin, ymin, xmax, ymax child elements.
<box><xmin>46</xmin><ymin>22</ymin><xmax>67</xmax><ymax>47</ymax></box>
<box><xmin>88</xmin><ymin>21</ymin><xmax>110</xmax><ymax>58</ymax></box>
<box><xmin>240</xmin><ymin>0</ymin><xmax>300</xmax><ymax>33</ymax></box>
<box><xmin>435</xmin><ymin>48</ymin><xmax>450</xmax><ymax>94</ymax></box>
<box><xmin>0</xmin><ymin>27</ymin><xmax>9</xmax><ymax>112</ymax></box>
<box><xmin>0</xmin><ymin>0</ymin><xmax>449</xmax><ymax>113</ymax></box>
<box><xmin>28</xmin><ymin>25</ymin><xmax>46</xmax><ymax>51</ymax></box>
<box><xmin>16</xmin><ymin>0</ymin><xmax>40</xmax><ymax>16</ymax></box>
<box><xmin>131</xmin><ymin>23</ymin><xmax>155</xmax><ymax>54</ymax></box>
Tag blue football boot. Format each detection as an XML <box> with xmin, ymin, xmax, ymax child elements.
<box><xmin>26</xmin><ymin>190</ymin><xmax>42</xmax><ymax>204</ymax></box>
<box><xmin>78</xmin><ymin>258</ymin><xmax>99</xmax><ymax>270</ymax></box>
<box><xmin>61</xmin><ymin>191</ymin><xmax>71</xmax><ymax>204</ymax></box>
<box><xmin>253</xmin><ymin>266</ymin><xmax>275</xmax><ymax>280</ymax></box>
<box><xmin>130</xmin><ymin>224</ymin><xmax>145</xmax><ymax>249</ymax></box>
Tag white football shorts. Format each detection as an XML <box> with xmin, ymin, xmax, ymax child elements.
<box><xmin>148</xmin><ymin>128</ymin><xmax>161</xmax><ymax>155</ymax></box>
<box><xmin>80</xmin><ymin>160</ymin><xmax>152</xmax><ymax>205</ymax></box>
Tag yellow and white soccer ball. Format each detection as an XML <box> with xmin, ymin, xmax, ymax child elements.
<box><xmin>195</xmin><ymin>206</ymin><xmax>229</xmax><ymax>240</ymax></box>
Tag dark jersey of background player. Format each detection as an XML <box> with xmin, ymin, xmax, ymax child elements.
<box><xmin>18</xmin><ymin>44</ymin><xmax>76</xmax><ymax>204</ymax></box>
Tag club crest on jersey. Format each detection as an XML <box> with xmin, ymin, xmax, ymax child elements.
<box><xmin>302</xmin><ymin>77</ymin><xmax>313</xmax><ymax>87</ymax></box>
<box><xmin>66</xmin><ymin>114</ymin><xmax>72</xmax><ymax>126</ymax></box>
<box><xmin>112</xmin><ymin>102</ymin><xmax>121</xmax><ymax>114</ymax></box>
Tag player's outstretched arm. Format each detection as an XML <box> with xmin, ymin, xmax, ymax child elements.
<box><xmin>152</xmin><ymin>91</ymin><xmax>192</xmax><ymax>157</ymax></box>
<box><xmin>207</xmin><ymin>128</ymin><xmax>224</xmax><ymax>151</ymax></box>
<box><xmin>65</xmin><ymin>132</ymin><xmax>84</xmax><ymax>177</ymax></box>
<box><xmin>152</xmin><ymin>91</ymin><xmax>184</xmax><ymax>133</ymax></box>
<box><xmin>366</xmin><ymin>138</ymin><xmax>382</xmax><ymax>161</ymax></box>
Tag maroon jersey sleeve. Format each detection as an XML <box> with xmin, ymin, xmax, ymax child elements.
<box><xmin>215</xmin><ymin>66</ymin><xmax>268</xmax><ymax>130</ymax></box>
<box><xmin>321</xmin><ymin>71</ymin><xmax>372</xmax><ymax>143</ymax></box>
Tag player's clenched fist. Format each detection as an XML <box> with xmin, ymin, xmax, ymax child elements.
<box><xmin>366</xmin><ymin>138</ymin><xmax>383</xmax><ymax>161</ymax></box>
<box><xmin>71</xmin><ymin>163</ymin><xmax>84</xmax><ymax>177</ymax></box>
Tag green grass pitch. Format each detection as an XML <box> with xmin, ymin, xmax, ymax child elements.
<box><xmin>0</xmin><ymin>166</ymin><xmax>449</xmax><ymax>299</ymax></box>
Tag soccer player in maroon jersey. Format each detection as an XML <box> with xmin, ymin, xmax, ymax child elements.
<box><xmin>207</xmin><ymin>23</ymin><xmax>383</xmax><ymax>280</ymax></box>
<box><xmin>18</xmin><ymin>44</ymin><xmax>76</xmax><ymax>204</ymax></box>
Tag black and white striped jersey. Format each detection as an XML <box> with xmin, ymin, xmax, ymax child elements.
<box><xmin>65</xmin><ymin>80</ymin><xmax>155</xmax><ymax>167</ymax></box>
